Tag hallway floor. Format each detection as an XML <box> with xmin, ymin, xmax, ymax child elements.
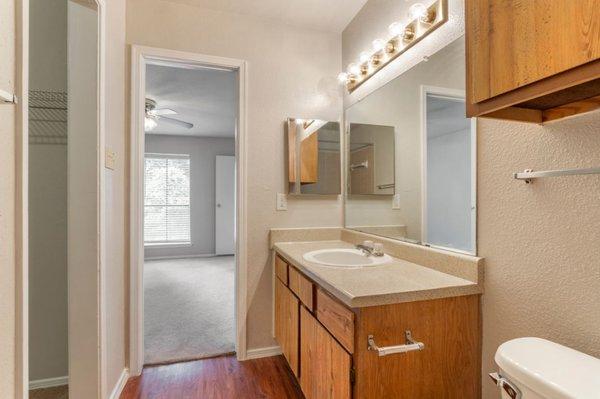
<box><xmin>144</xmin><ymin>256</ymin><xmax>235</xmax><ymax>365</ymax></box>
<box><xmin>121</xmin><ymin>355</ymin><xmax>304</xmax><ymax>399</ymax></box>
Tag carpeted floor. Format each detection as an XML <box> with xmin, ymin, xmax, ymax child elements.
<box><xmin>144</xmin><ymin>256</ymin><xmax>235</xmax><ymax>365</ymax></box>
<box><xmin>29</xmin><ymin>385</ymin><xmax>68</xmax><ymax>399</ymax></box>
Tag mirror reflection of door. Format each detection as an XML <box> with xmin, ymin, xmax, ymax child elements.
<box><xmin>424</xmin><ymin>90</ymin><xmax>475</xmax><ymax>254</ymax></box>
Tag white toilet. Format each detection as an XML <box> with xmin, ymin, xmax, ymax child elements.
<box><xmin>491</xmin><ymin>337</ymin><xmax>600</xmax><ymax>399</ymax></box>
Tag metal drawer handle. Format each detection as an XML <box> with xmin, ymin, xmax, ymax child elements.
<box><xmin>367</xmin><ymin>330</ymin><xmax>425</xmax><ymax>356</ymax></box>
<box><xmin>489</xmin><ymin>372</ymin><xmax>521</xmax><ymax>399</ymax></box>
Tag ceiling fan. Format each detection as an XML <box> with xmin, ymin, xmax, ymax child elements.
<box><xmin>145</xmin><ymin>98</ymin><xmax>193</xmax><ymax>131</ymax></box>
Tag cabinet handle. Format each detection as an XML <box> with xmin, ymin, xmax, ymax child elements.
<box><xmin>367</xmin><ymin>330</ymin><xmax>424</xmax><ymax>356</ymax></box>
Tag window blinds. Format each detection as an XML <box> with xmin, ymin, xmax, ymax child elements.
<box><xmin>144</xmin><ymin>153</ymin><xmax>191</xmax><ymax>244</ymax></box>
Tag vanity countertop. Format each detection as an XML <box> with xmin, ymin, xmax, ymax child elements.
<box><xmin>273</xmin><ymin>240</ymin><xmax>482</xmax><ymax>308</ymax></box>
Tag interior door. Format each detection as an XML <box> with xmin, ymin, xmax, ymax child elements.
<box><xmin>215</xmin><ymin>155</ymin><xmax>235</xmax><ymax>255</ymax></box>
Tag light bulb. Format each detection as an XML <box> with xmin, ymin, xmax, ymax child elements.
<box><xmin>145</xmin><ymin>116</ymin><xmax>157</xmax><ymax>131</ymax></box>
<box><xmin>372</xmin><ymin>38</ymin><xmax>386</xmax><ymax>52</ymax></box>
<box><xmin>347</xmin><ymin>63</ymin><xmax>360</xmax><ymax>76</ymax></box>
<box><xmin>408</xmin><ymin>3</ymin><xmax>427</xmax><ymax>20</ymax></box>
<box><xmin>359</xmin><ymin>51</ymin><xmax>371</xmax><ymax>63</ymax></box>
<box><xmin>337</xmin><ymin>72</ymin><xmax>349</xmax><ymax>83</ymax></box>
<box><xmin>388</xmin><ymin>21</ymin><xmax>404</xmax><ymax>37</ymax></box>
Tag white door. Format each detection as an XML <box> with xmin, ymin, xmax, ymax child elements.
<box><xmin>215</xmin><ymin>155</ymin><xmax>236</xmax><ymax>255</ymax></box>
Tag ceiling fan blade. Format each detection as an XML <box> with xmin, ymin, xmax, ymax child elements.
<box><xmin>158</xmin><ymin>116</ymin><xmax>194</xmax><ymax>129</ymax></box>
<box><xmin>148</xmin><ymin>108</ymin><xmax>177</xmax><ymax>116</ymax></box>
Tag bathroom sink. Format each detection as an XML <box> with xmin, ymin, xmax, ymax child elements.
<box><xmin>303</xmin><ymin>248</ymin><xmax>392</xmax><ymax>268</ymax></box>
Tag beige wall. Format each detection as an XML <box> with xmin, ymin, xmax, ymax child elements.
<box><xmin>478</xmin><ymin>114</ymin><xmax>600</xmax><ymax>398</ymax></box>
<box><xmin>0</xmin><ymin>0</ymin><xmax>17</xmax><ymax>396</ymax></box>
<box><xmin>127</xmin><ymin>0</ymin><xmax>343</xmax><ymax>350</ymax></box>
<box><xmin>104</xmin><ymin>0</ymin><xmax>128</xmax><ymax>394</ymax></box>
<box><xmin>344</xmin><ymin>0</ymin><xmax>600</xmax><ymax>397</ymax></box>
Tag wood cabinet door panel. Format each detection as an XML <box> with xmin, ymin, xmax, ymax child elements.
<box><xmin>275</xmin><ymin>278</ymin><xmax>299</xmax><ymax>376</ymax></box>
<box><xmin>300</xmin><ymin>133</ymin><xmax>318</xmax><ymax>183</ymax></box>
<box><xmin>353</xmin><ymin>295</ymin><xmax>480</xmax><ymax>398</ymax></box>
<box><xmin>468</xmin><ymin>0</ymin><xmax>600</xmax><ymax>102</ymax></box>
<box><xmin>300</xmin><ymin>307</ymin><xmax>351</xmax><ymax>399</ymax></box>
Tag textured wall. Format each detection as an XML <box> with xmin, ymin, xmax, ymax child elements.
<box><xmin>0</xmin><ymin>0</ymin><xmax>16</xmax><ymax>396</ymax></box>
<box><xmin>478</xmin><ymin>113</ymin><xmax>600</xmax><ymax>398</ymax></box>
<box><xmin>127</xmin><ymin>0</ymin><xmax>343</xmax><ymax>351</ymax></box>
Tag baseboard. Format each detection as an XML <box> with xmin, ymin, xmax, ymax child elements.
<box><xmin>29</xmin><ymin>376</ymin><xmax>68</xmax><ymax>390</ymax></box>
<box><xmin>108</xmin><ymin>368</ymin><xmax>129</xmax><ymax>399</ymax></box>
<box><xmin>144</xmin><ymin>253</ymin><xmax>217</xmax><ymax>260</ymax></box>
<box><xmin>245</xmin><ymin>345</ymin><xmax>282</xmax><ymax>360</ymax></box>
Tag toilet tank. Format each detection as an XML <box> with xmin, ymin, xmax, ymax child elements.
<box><xmin>492</xmin><ymin>337</ymin><xmax>600</xmax><ymax>399</ymax></box>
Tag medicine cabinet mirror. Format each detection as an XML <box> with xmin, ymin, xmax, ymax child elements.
<box><xmin>344</xmin><ymin>36</ymin><xmax>477</xmax><ymax>254</ymax></box>
<box><xmin>287</xmin><ymin>118</ymin><xmax>341</xmax><ymax>195</ymax></box>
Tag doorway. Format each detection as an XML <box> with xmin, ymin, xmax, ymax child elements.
<box><xmin>130</xmin><ymin>46</ymin><xmax>248</xmax><ymax>374</ymax></box>
<box><xmin>27</xmin><ymin>0</ymin><xmax>102</xmax><ymax>398</ymax></box>
<box><xmin>421</xmin><ymin>86</ymin><xmax>477</xmax><ymax>254</ymax></box>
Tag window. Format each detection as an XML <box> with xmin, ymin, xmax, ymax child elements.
<box><xmin>144</xmin><ymin>153</ymin><xmax>191</xmax><ymax>245</ymax></box>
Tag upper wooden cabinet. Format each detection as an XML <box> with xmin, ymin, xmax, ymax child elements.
<box><xmin>466</xmin><ymin>0</ymin><xmax>600</xmax><ymax>123</ymax></box>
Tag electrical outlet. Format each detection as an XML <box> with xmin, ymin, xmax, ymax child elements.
<box><xmin>392</xmin><ymin>194</ymin><xmax>401</xmax><ymax>209</ymax></box>
<box><xmin>276</xmin><ymin>193</ymin><xmax>288</xmax><ymax>211</ymax></box>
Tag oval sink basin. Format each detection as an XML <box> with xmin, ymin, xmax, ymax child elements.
<box><xmin>303</xmin><ymin>248</ymin><xmax>392</xmax><ymax>268</ymax></box>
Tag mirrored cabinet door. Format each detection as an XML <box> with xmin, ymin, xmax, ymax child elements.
<box><xmin>287</xmin><ymin>118</ymin><xmax>341</xmax><ymax>195</ymax></box>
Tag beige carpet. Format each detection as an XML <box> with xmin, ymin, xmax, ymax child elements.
<box><xmin>30</xmin><ymin>385</ymin><xmax>68</xmax><ymax>399</ymax></box>
<box><xmin>144</xmin><ymin>256</ymin><xmax>235</xmax><ymax>365</ymax></box>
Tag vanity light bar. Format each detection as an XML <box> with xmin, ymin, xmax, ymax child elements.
<box><xmin>339</xmin><ymin>0</ymin><xmax>448</xmax><ymax>93</ymax></box>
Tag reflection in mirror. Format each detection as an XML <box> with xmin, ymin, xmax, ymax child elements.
<box><xmin>344</xmin><ymin>37</ymin><xmax>476</xmax><ymax>254</ymax></box>
<box><xmin>287</xmin><ymin>118</ymin><xmax>341</xmax><ymax>195</ymax></box>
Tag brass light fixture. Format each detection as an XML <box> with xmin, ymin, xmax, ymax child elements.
<box><xmin>338</xmin><ymin>0</ymin><xmax>448</xmax><ymax>93</ymax></box>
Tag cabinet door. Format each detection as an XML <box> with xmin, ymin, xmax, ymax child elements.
<box><xmin>467</xmin><ymin>0</ymin><xmax>600</xmax><ymax>103</ymax></box>
<box><xmin>300</xmin><ymin>132</ymin><xmax>318</xmax><ymax>184</ymax></box>
<box><xmin>300</xmin><ymin>307</ymin><xmax>351</xmax><ymax>399</ymax></box>
<box><xmin>274</xmin><ymin>278</ymin><xmax>299</xmax><ymax>376</ymax></box>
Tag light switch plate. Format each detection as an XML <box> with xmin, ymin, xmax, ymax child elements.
<box><xmin>392</xmin><ymin>194</ymin><xmax>401</xmax><ymax>209</ymax></box>
<box><xmin>276</xmin><ymin>193</ymin><xmax>287</xmax><ymax>211</ymax></box>
<box><xmin>105</xmin><ymin>149</ymin><xmax>116</xmax><ymax>170</ymax></box>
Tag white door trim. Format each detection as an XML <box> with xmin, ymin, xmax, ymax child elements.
<box><xmin>129</xmin><ymin>45</ymin><xmax>248</xmax><ymax>376</ymax></box>
<box><xmin>420</xmin><ymin>85</ymin><xmax>477</xmax><ymax>255</ymax></box>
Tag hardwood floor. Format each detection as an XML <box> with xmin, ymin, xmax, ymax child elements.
<box><xmin>120</xmin><ymin>355</ymin><xmax>305</xmax><ymax>399</ymax></box>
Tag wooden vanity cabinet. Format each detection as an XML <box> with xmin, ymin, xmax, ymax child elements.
<box><xmin>466</xmin><ymin>0</ymin><xmax>600</xmax><ymax>123</ymax></box>
<box><xmin>273</xmin><ymin>254</ymin><xmax>481</xmax><ymax>399</ymax></box>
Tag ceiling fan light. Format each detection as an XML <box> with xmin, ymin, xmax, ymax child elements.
<box><xmin>145</xmin><ymin>116</ymin><xmax>158</xmax><ymax>131</ymax></box>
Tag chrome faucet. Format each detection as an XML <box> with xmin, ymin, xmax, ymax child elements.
<box><xmin>356</xmin><ymin>241</ymin><xmax>384</xmax><ymax>257</ymax></box>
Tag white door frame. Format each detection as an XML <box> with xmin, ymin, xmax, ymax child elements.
<box><xmin>420</xmin><ymin>85</ymin><xmax>477</xmax><ymax>255</ymax></box>
<box><xmin>129</xmin><ymin>45</ymin><xmax>248</xmax><ymax>376</ymax></box>
<box><xmin>15</xmin><ymin>0</ymin><xmax>107</xmax><ymax>397</ymax></box>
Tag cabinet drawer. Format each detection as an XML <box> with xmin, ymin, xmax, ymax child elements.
<box><xmin>315</xmin><ymin>288</ymin><xmax>354</xmax><ymax>353</ymax></box>
<box><xmin>275</xmin><ymin>255</ymin><xmax>288</xmax><ymax>285</ymax></box>
<box><xmin>289</xmin><ymin>267</ymin><xmax>314</xmax><ymax>311</ymax></box>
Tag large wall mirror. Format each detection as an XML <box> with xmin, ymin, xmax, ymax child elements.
<box><xmin>287</xmin><ymin>118</ymin><xmax>342</xmax><ymax>195</ymax></box>
<box><xmin>344</xmin><ymin>36</ymin><xmax>476</xmax><ymax>254</ymax></box>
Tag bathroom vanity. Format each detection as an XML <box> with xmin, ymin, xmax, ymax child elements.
<box><xmin>272</xmin><ymin>236</ymin><xmax>482</xmax><ymax>399</ymax></box>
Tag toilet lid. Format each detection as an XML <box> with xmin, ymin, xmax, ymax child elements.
<box><xmin>495</xmin><ymin>337</ymin><xmax>600</xmax><ymax>399</ymax></box>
